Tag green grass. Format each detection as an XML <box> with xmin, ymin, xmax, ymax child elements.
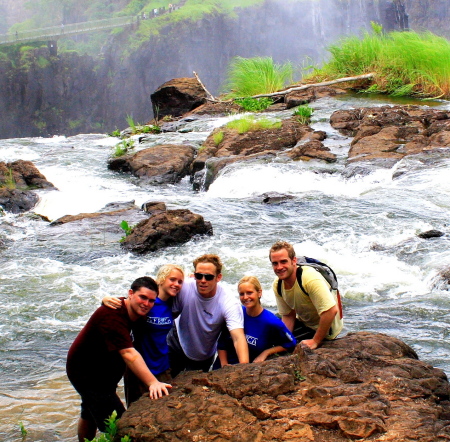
<box><xmin>310</xmin><ymin>23</ymin><xmax>450</xmax><ymax>99</ymax></box>
<box><xmin>112</xmin><ymin>139</ymin><xmax>135</xmax><ymax>157</ymax></box>
<box><xmin>226</xmin><ymin>116</ymin><xmax>281</xmax><ymax>134</ymax></box>
<box><xmin>292</xmin><ymin>104</ymin><xmax>313</xmax><ymax>124</ymax></box>
<box><xmin>1</xmin><ymin>168</ymin><xmax>16</xmax><ymax>190</ymax></box>
<box><xmin>213</xmin><ymin>131</ymin><xmax>224</xmax><ymax>146</ymax></box>
<box><xmin>86</xmin><ymin>411</ymin><xmax>131</xmax><ymax>442</ymax></box>
<box><xmin>234</xmin><ymin>96</ymin><xmax>273</xmax><ymax>112</ymax></box>
<box><xmin>223</xmin><ymin>56</ymin><xmax>293</xmax><ymax>98</ymax></box>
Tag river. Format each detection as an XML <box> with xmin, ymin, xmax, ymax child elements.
<box><xmin>1</xmin><ymin>94</ymin><xmax>450</xmax><ymax>441</ymax></box>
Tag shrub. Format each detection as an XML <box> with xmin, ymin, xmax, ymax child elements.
<box><xmin>223</xmin><ymin>56</ymin><xmax>293</xmax><ymax>98</ymax></box>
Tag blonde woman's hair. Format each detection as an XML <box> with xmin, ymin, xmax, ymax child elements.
<box><xmin>155</xmin><ymin>264</ymin><xmax>185</xmax><ymax>286</ymax></box>
<box><xmin>238</xmin><ymin>275</ymin><xmax>262</xmax><ymax>293</ymax></box>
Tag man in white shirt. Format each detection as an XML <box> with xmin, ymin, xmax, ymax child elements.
<box><xmin>168</xmin><ymin>254</ymin><xmax>249</xmax><ymax>377</ymax></box>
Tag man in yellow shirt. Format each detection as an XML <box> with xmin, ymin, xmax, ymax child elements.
<box><xmin>270</xmin><ymin>241</ymin><xmax>343</xmax><ymax>349</ymax></box>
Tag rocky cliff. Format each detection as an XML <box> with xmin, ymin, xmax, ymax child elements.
<box><xmin>0</xmin><ymin>0</ymin><xmax>409</xmax><ymax>138</ymax></box>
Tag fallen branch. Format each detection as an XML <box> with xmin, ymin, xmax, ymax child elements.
<box><xmin>193</xmin><ymin>71</ymin><xmax>216</xmax><ymax>101</ymax></box>
<box><xmin>244</xmin><ymin>73</ymin><xmax>375</xmax><ymax>100</ymax></box>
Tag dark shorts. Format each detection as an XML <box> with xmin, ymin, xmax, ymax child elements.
<box><xmin>70</xmin><ymin>379</ymin><xmax>125</xmax><ymax>432</ymax></box>
<box><xmin>167</xmin><ymin>324</ymin><xmax>215</xmax><ymax>378</ymax></box>
<box><xmin>292</xmin><ymin>319</ymin><xmax>316</xmax><ymax>342</ymax></box>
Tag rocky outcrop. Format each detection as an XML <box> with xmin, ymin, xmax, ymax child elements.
<box><xmin>108</xmin><ymin>144</ymin><xmax>196</xmax><ymax>184</ymax></box>
<box><xmin>192</xmin><ymin>118</ymin><xmax>334</xmax><ymax>190</ymax></box>
<box><xmin>117</xmin><ymin>331</ymin><xmax>450</xmax><ymax>441</ymax></box>
<box><xmin>150</xmin><ymin>78</ymin><xmax>207</xmax><ymax>119</ymax></box>
<box><xmin>330</xmin><ymin>106</ymin><xmax>450</xmax><ymax>164</ymax></box>
<box><xmin>0</xmin><ymin>160</ymin><xmax>56</xmax><ymax>213</ymax></box>
<box><xmin>121</xmin><ymin>208</ymin><xmax>213</xmax><ymax>254</ymax></box>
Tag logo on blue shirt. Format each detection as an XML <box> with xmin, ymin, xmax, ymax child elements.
<box><xmin>147</xmin><ymin>317</ymin><xmax>172</xmax><ymax>325</ymax></box>
<box><xmin>246</xmin><ymin>335</ymin><xmax>258</xmax><ymax>346</ymax></box>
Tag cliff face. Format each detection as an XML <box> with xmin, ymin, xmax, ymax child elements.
<box><xmin>404</xmin><ymin>0</ymin><xmax>450</xmax><ymax>38</ymax></box>
<box><xmin>0</xmin><ymin>0</ymin><xmax>409</xmax><ymax>138</ymax></box>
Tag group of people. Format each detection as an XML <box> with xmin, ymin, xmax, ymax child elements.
<box><xmin>66</xmin><ymin>241</ymin><xmax>343</xmax><ymax>441</ymax></box>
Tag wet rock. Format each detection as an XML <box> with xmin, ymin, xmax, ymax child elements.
<box><xmin>192</xmin><ymin>118</ymin><xmax>316</xmax><ymax>190</ymax></box>
<box><xmin>285</xmin><ymin>86</ymin><xmax>346</xmax><ymax>108</ymax></box>
<box><xmin>185</xmin><ymin>101</ymin><xmax>242</xmax><ymax>117</ymax></box>
<box><xmin>0</xmin><ymin>188</ymin><xmax>39</xmax><ymax>214</ymax></box>
<box><xmin>0</xmin><ymin>160</ymin><xmax>56</xmax><ymax>213</ymax></box>
<box><xmin>50</xmin><ymin>201</ymin><xmax>141</xmax><ymax>226</ymax></box>
<box><xmin>150</xmin><ymin>77</ymin><xmax>207</xmax><ymax>119</ymax></box>
<box><xmin>288</xmin><ymin>139</ymin><xmax>337</xmax><ymax>163</ymax></box>
<box><xmin>118</xmin><ymin>332</ymin><xmax>450</xmax><ymax>441</ymax></box>
<box><xmin>417</xmin><ymin>229</ymin><xmax>444</xmax><ymax>239</ymax></box>
<box><xmin>330</xmin><ymin>106</ymin><xmax>450</xmax><ymax>164</ymax></box>
<box><xmin>108</xmin><ymin>144</ymin><xmax>196</xmax><ymax>184</ymax></box>
<box><xmin>261</xmin><ymin>192</ymin><xmax>295</xmax><ymax>204</ymax></box>
<box><xmin>121</xmin><ymin>209</ymin><xmax>213</xmax><ymax>254</ymax></box>
<box><xmin>141</xmin><ymin>201</ymin><xmax>166</xmax><ymax>215</ymax></box>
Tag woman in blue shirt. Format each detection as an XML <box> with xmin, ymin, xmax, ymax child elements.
<box><xmin>103</xmin><ymin>264</ymin><xmax>184</xmax><ymax>404</ymax></box>
<box><xmin>217</xmin><ymin>276</ymin><xmax>296</xmax><ymax>365</ymax></box>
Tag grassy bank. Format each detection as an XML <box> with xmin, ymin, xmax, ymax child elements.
<box><xmin>309</xmin><ymin>24</ymin><xmax>450</xmax><ymax>99</ymax></box>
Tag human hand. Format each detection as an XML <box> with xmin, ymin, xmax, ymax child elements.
<box><xmin>149</xmin><ymin>381</ymin><xmax>172</xmax><ymax>399</ymax></box>
<box><xmin>253</xmin><ymin>352</ymin><xmax>269</xmax><ymax>363</ymax></box>
<box><xmin>102</xmin><ymin>296</ymin><xmax>122</xmax><ymax>309</ymax></box>
<box><xmin>301</xmin><ymin>339</ymin><xmax>319</xmax><ymax>350</ymax></box>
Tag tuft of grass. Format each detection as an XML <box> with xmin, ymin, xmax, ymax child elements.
<box><xmin>223</xmin><ymin>56</ymin><xmax>293</xmax><ymax>98</ymax></box>
<box><xmin>109</xmin><ymin>129</ymin><xmax>121</xmax><ymax>137</ymax></box>
<box><xmin>86</xmin><ymin>410</ymin><xmax>131</xmax><ymax>441</ymax></box>
<box><xmin>119</xmin><ymin>220</ymin><xmax>134</xmax><ymax>242</ymax></box>
<box><xmin>1</xmin><ymin>168</ymin><xmax>16</xmax><ymax>190</ymax></box>
<box><xmin>213</xmin><ymin>131</ymin><xmax>224</xmax><ymax>146</ymax></box>
<box><xmin>18</xmin><ymin>421</ymin><xmax>27</xmax><ymax>439</ymax></box>
<box><xmin>125</xmin><ymin>114</ymin><xmax>136</xmax><ymax>132</ymax></box>
<box><xmin>112</xmin><ymin>139</ymin><xmax>134</xmax><ymax>157</ymax></box>
<box><xmin>293</xmin><ymin>104</ymin><xmax>313</xmax><ymax>124</ymax></box>
<box><xmin>234</xmin><ymin>96</ymin><xmax>274</xmax><ymax>112</ymax></box>
<box><xmin>226</xmin><ymin>116</ymin><xmax>281</xmax><ymax>134</ymax></box>
<box><xmin>309</xmin><ymin>23</ymin><xmax>450</xmax><ymax>99</ymax></box>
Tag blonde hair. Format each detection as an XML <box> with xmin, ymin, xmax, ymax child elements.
<box><xmin>237</xmin><ymin>275</ymin><xmax>262</xmax><ymax>293</ymax></box>
<box><xmin>155</xmin><ymin>264</ymin><xmax>185</xmax><ymax>286</ymax></box>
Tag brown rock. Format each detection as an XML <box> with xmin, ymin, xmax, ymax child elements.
<box><xmin>151</xmin><ymin>77</ymin><xmax>207</xmax><ymax>118</ymax></box>
<box><xmin>108</xmin><ymin>144</ymin><xmax>196</xmax><ymax>184</ymax></box>
<box><xmin>0</xmin><ymin>160</ymin><xmax>56</xmax><ymax>213</ymax></box>
<box><xmin>330</xmin><ymin>106</ymin><xmax>450</xmax><ymax>164</ymax></box>
<box><xmin>285</xmin><ymin>86</ymin><xmax>346</xmax><ymax>109</ymax></box>
<box><xmin>192</xmin><ymin>118</ymin><xmax>314</xmax><ymax>189</ymax></box>
<box><xmin>117</xmin><ymin>332</ymin><xmax>450</xmax><ymax>441</ymax></box>
<box><xmin>121</xmin><ymin>208</ymin><xmax>213</xmax><ymax>254</ymax></box>
<box><xmin>288</xmin><ymin>139</ymin><xmax>336</xmax><ymax>163</ymax></box>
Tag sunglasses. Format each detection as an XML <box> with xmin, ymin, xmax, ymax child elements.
<box><xmin>194</xmin><ymin>272</ymin><xmax>215</xmax><ymax>281</ymax></box>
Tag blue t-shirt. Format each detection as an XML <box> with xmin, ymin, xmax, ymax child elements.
<box><xmin>134</xmin><ymin>297</ymin><xmax>173</xmax><ymax>375</ymax></box>
<box><xmin>219</xmin><ymin>307</ymin><xmax>296</xmax><ymax>363</ymax></box>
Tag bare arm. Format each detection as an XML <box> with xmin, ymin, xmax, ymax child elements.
<box><xmin>282</xmin><ymin>309</ymin><xmax>297</xmax><ymax>332</ymax></box>
<box><xmin>301</xmin><ymin>305</ymin><xmax>338</xmax><ymax>350</ymax></box>
<box><xmin>217</xmin><ymin>349</ymin><xmax>230</xmax><ymax>367</ymax></box>
<box><xmin>253</xmin><ymin>345</ymin><xmax>288</xmax><ymax>363</ymax></box>
<box><xmin>229</xmin><ymin>328</ymin><xmax>249</xmax><ymax>364</ymax></box>
<box><xmin>119</xmin><ymin>347</ymin><xmax>172</xmax><ymax>399</ymax></box>
<box><xmin>102</xmin><ymin>296</ymin><xmax>122</xmax><ymax>309</ymax></box>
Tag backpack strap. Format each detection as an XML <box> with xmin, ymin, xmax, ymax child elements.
<box><xmin>275</xmin><ymin>265</ymin><xmax>309</xmax><ymax>297</ymax></box>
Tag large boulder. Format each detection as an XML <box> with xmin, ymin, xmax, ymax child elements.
<box><xmin>330</xmin><ymin>106</ymin><xmax>450</xmax><ymax>164</ymax></box>
<box><xmin>117</xmin><ymin>332</ymin><xmax>450</xmax><ymax>441</ymax></box>
<box><xmin>108</xmin><ymin>144</ymin><xmax>196</xmax><ymax>184</ymax></box>
<box><xmin>285</xmin><ymin>86</ymin><xmax>347</xmax><ymax>108</ymax></box>
<box><xmin>121</xmin><ymin>208</ymin><xmax>213</xmax><ymax>254</ymax></box>
<box><xmin>150</xmin><ymin>77</ymin><xmax>208</xmax><ymax>119</ymax></box>
<box><xmin>0</xmin><ymin>160</ymin><xmax>56</xmax><ymax>213</ymax></box>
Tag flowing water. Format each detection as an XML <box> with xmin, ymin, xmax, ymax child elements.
<box><xmin>1</xmin><ymin>94</ymin><xmax>450</xmax><ymax>441</ymax></box>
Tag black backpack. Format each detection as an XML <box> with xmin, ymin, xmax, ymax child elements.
<box><xmin>275</xmin><ymin>256</ymin><xmax>343</xmax><ymax>318</ymax></box>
